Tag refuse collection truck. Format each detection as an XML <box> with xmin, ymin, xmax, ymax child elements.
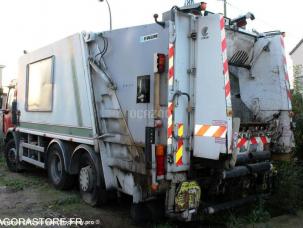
<box><xmin>2</xmin><ymin>2</ymin><xmax>294</xmax><ymax>221</ymax></box>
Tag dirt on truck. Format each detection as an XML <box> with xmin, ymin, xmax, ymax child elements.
<box><xmin>0</xmin><ymin>1</ymin><xmax>294</xmax><ymax>224</ymax></box>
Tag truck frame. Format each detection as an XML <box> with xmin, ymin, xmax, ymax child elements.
<box><xmin>1</xmin><ymin>3</ymin><xmax>294</xmax><ymax>221</ymax></box>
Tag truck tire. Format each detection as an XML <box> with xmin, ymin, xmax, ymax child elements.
<box><xmin>4</xmin><ymin>139</ymin><xmax>22</xmax><ymax>172</ymax></box>
<box><xmin>130</xmin><ymin>203</ymin><xmax>148</xmax><ymax>224</ymax></box>
<box><xmin>131</xmin><ymin>200</ymin><xmax>164</xmax><ymax>223</ymax></box>
<box><xmin>79</xmin><ymin>153</ymin><xmax>107</xmax><ymax>206</ymax></box>
<box><xmin>47</xmin><ymin>144</ymin><xmax>75</xmax><ymax>190</ymax></box>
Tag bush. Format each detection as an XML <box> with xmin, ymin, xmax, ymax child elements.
<box><xmin>268</xmin><ymin>161</ymin><xmax>303</xmax><ymax>214</ymax></box>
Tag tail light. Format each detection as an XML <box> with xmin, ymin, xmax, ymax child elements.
<box><xmin>156</xmin><ymin>144</ymin><xmax>165</xmax><ymax>179</ymax></box>
<box><xmin>154</xmin><ymin>53</ymin><xmax>166</xmax><ymax>74</ymax></box>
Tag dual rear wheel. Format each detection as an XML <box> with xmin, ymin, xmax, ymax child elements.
<box><xmin>47</xmin><ymin>144</ymin><xmax>107</xmax><ymax>206</ymax></box>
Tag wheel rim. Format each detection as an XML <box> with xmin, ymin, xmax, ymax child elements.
<box><xmin>7</xmin><ymin>147</ymin><xmax>17</xmax><ymax>166</ymax></box>
<box><xmin>79</xmin><ymin>165</ymin><xmax>94</xmax><ymax>192</ymax></box>
<box><xmin>50</xmin><ymin>152</ymin><xmax>63</xmax><ymax>184</ymax></box>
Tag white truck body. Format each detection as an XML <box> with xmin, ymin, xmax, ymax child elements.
<box><xmin>4</xmin><ymin>4</ymin><xmax>293</xmax><ymax>221</ymax></box>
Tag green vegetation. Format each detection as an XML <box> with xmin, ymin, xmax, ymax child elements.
<box><xmin>0</xmin><ymin>153</ymin><xmax>4</xmax><ymax>165</ymax></box>
<box><xmin>227</xmin><ymin>200</ymin><xmax>271</xmax><ymax>227</ymax></box>
<box><xmin>292</xmin><ymin>65</ymin><xmax>303</xmax><ymax>159</ymax></box>
<box><xmin>53</xmin><ymin>195</ymin><xmax>81</xmax><ymax>206</ymax></box>
<box><xmin>268</xmin><ymin>161</ymin><xmax>303</xmax><ymax>214</ymax></box>
<box><xmin>0</xmin><ymin>174</ymin><xmax>41</xmax><ymax>191</ymax></box>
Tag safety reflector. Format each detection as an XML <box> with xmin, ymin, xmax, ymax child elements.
<box><xmin>176</xmin><ymin>123</ymin><xmax>184</xmax><ymax>166</ymax></box>
<box><xmin>195</xmin><ymin>124</ymin><xmax>227</xmax><ymax>139</ymax></box>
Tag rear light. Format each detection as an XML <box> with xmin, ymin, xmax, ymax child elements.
<box><xmin>151</xmin><ymin>183</ymin><xmax>159</xmax><ymax>192</ymax></box>
<box><xmin>156</xmin><ymin>144</ymin><xmax>165</xmax><ymax>179</ymax></box>
<box><xmin>154</xmin><ymin>53</ymin><xmax>166</xmax><ymax>74</ymax></box>
<box><xmin>200</xmin><ymin>2</ymin><xmax>207</xmax><ymax>11</ymax></box>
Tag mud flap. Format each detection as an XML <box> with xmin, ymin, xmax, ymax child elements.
<box><xmin>175</xmin><ymin>181</ymin><xmax>201</xmax><ymax>215</ymax></box>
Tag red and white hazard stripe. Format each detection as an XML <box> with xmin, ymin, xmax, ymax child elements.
<box><xmin>167</xmin><ymin>42</ymin><xmax>175</xmax><ymax>146</ymax></box>
<box><xmin>167</xmin><ymin>102</ymin><xmax>174</xmax><ymax>145</ymax></box>
<box><xmin>280</xmin><ymin>36</ymin><xmax>292</xmax><ymax>110</ymax></box>
<box><xmin>237</xmin><ymin>136</ymin><xmax>271</xmax><ymax>148</ymax></box>
<box><xmin>220</xmin><ymin>16</ymin><xmax>232</xmax><ymax>116</ymax></box>
<box><xmin>195</xmin><ymin>124</ymin><xmax>227</xmax><ymax>138</ymax></box>
<box><xmin>168</xmin><ymin>43</ymin><xmax>174</xmax><ymax>87</ymax></box>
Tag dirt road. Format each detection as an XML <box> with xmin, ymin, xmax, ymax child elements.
<box><xmin>2</xmin><ymin>153</ymin><xmax>303</xmax><ymax>228</ymax></box>
<box><xmin>0</xmin><ymin>154</ymin><xmax>136</xmax><ymax>228</ymax></box>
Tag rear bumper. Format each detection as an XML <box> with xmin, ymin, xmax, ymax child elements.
<box><xmin>166</xmin><ymin>161</ymin><xmax>274</xmax><ymax>221</ymax></box>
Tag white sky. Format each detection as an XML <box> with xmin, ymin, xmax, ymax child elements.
<box><xmin>0</xmin><ymin>0</ymin><xmax>302</xmax><ymax>86</ymax></box>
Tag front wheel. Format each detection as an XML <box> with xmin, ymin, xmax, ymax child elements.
<box><xmin>79</xmin><ymin>153</ymin><xmax>107</xmax><ymax>206</ymax></box>
<box><xmin>4</xmin><ymin>139</ymin><xmax>22</xmax><ymax>172</ymax></box>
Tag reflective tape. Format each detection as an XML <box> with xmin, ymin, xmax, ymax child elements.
<box><xmin>195</xmin><ymin>124</ymin><xmax>227</xmax><ymax>138</ymax></box>
<box><xmin>280</xmin><ymin>36</ymin><xmax>292</xmax><ymax>110</ymax></box>
<box><xmin>168</xmin><ymin>43</ymin><xmax>174</xmax><ymax>86</ymax></box>
<box><xmin>167</xmin><ymin>102</ymin><xmax>174</xmax><ymax>145</ymax></box>
<box><xmin>220</xmin><ymin>16</ymin><xmax>232</xmax><ymax>115</ymax></box>
<box><xmin>176</xmin><ymin>123</ymin><xmax>183</xmax><ymax>166</ymax></box>
<box><xmin>237</xmin><ymin>136</ymin><xmax>271</xmax><ymax>148</ymax></box>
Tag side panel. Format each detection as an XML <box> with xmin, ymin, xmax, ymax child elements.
<box><xmin>193</xmin><ymin>15</ymin><xmax>229</xmax><ymax>160</ymax></box>
<box><xmin>235</xmin><ymin>36</ymin><xmax>290</xmax><ymax>116</ymax></box>
<box><xmin>17</xmin><ymin>34</ymin><xmax>93</xmax><ymax>138</ymax></box>
<box><xmin>101</xmin><ymin>24</ymin><xmax>169</xmax><ymax>144</ymax></box>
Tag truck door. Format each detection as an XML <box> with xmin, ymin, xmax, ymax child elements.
<box><xmin>193</xmin><ymin>14</ymin><xmax>232</xmax><ymax>160</ymax></box>
<box><xmin>3</xmin><ymin>87</ymin><xmax>15</xmax><ymax>135</ymax></box>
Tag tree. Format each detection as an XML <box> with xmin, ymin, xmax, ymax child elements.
<box><xmin>292</xmin><ymin>64</ymin><xmax>303</xmax><ymax>159</ymax></box>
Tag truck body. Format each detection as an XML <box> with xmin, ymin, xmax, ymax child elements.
<box><xmin>2</xmin><ymin>3</ymin><xmax>294</xmax><ymax>221</ymax></box>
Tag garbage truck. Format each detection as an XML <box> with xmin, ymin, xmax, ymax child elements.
<box><xmin>2</xmin><ymin>2</ymin><xmax>294</xmax><ymax>221</ymax></box>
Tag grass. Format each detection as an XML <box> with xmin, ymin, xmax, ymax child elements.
<box><xmin>226</xmin><ymin>199</ymin><xmax>271</xmax><ymax>227</ymax></box>
<box><xmin>0</xmin><ymin>174</ymin><xmax>42</xmax><ymax>190</ymax></box>
<box><xmin>0</xmin><ymin>153</ymin><xmax>4</xmax><ymax>166</ymax></box>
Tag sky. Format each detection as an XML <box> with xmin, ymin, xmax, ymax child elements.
<box><xmin>0</xmin><ymin>0</ymin><xmax>302</xmax><ymax>86</ymax></box>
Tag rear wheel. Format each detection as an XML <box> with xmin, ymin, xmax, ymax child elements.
<box><xmin>79</xmin><ymin>153</ymin><xmax>107</xmax><ymax>206</ymax></box>
<box><xmin>4</xmin><ymin>139</ymin><xmax>22</xmax><ymax>172</ymax></box>
<box><xmin>47</xmin><ymin>144</ymin><xmax>75</xmax><ymax>190</ymax></box>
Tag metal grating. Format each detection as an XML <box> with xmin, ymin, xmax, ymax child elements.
<box><xmin>230</xmin><ymin>50</ymin><xmax>249</xmax><ymax>65</ymax></box>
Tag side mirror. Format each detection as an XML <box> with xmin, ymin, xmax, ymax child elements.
<box><xmin>3</xmin><ymin>109</ymin><xmax>9</xmax><ymax>115</ymax></box>
<box><xmin>12</xmin><ymin>100</ymin><xmax>18</xmax><ymax>125</ymax></box>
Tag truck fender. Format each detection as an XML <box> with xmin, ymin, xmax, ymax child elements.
<box><xmin>69</xmin><ymin>144</ymin><xmax>101</xmax><ymax>186</ymax></box>
<box><xmin>5</xmin><ymin>129</ymin><xmax>20</xmax><ymax>158</ymax></box>
<box><xmin>46</xmin><ymin>139</ymin><xmax>71</xmax><ymax>172</ymax></box>
<box><xmin>5</xmin><ymin>128</ymin><xmax>18</xmax><ymax>143</ymax></box>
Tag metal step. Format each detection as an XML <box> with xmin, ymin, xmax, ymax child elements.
<box><xmin>100</xmin><ymin>109</ymin><xmax>123</xmax><ymax>119</ymax></box>
<box><xmin>102</xmin><ymin>133</ymin><xmax>133</xmax><ymax>145</ymax></box>
<box><xmin>21</xmin><ymin>156</ymin><xmax>45</xmax><ymax>169</ymax></box>
<box><xmin>21</xmin><ymin>142</ymin><xmax>44</xmax><ymax>153</ymax></box>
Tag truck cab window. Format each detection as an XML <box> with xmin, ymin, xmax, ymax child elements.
<box><xmin>26</xmin><ymin>57</ymin><xmax>54</xmax><ymax>112</ymax></box>
<box><xmin>137</xmin><ymin>75</ymin><xmax>150</xmax><ymax>103</ymax></box>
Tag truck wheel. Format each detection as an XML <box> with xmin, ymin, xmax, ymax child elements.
<box><xmin>4</xmin><ymin>139</ymin><xmax>21</xmax><ymax>172</ymax></box>
<box><xmin>79</xmin><ymin>153</ymin><xmax>107</xmax><ymax>207</ymax></box>
<box><xmin>131</xmin><ymin>200</ymin><xmax>164</xmax><ymax>223</ymax></box>
<box><xmin>130</xmin><ymin>203</ymin><xmax>148</xmax><ymax>223</ymax></box>
<box><xmin>47</xmin><ymin>144</ymin><xmax>74</xmax><ymax>190</ymax></box>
